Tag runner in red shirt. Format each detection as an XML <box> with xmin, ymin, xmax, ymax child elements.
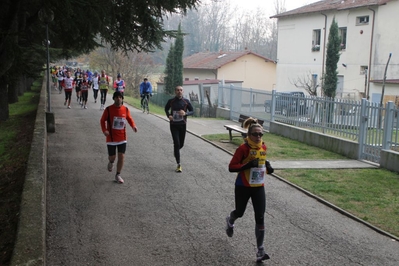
<box><xmin>113</xmin><ymin>73</ymin><xmax>125</xmax><ymax>96</ymax></box>
<box><xmin>100</xmin><ymin>91</ymin><xmax>138</xmax><ymax>183</ymax></box>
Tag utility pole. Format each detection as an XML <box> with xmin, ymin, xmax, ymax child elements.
<box><xmin>378</xmin><ymin>53</ymin><xmax>392</xmax><ymax>129</ymax></box>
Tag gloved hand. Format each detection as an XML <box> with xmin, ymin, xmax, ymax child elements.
<box><xmin>241</xmin><ymin>158</ymin><xmax>259</xmax><ymax>171</ymax></box>
<box><xmin>266</xmin><ymin>160</ymin><xmax>274</xmax><ymax>174</ymax></box>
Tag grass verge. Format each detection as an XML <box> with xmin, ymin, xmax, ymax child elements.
<box><xmin>123</xmin><ymin>95</ymin><xmax>166</xmax><ymax>115</ymax></box>
<box><xmin>0</xmin><ymin>80</ymin><xmax>41</xmax><ymax>265</ymax></box>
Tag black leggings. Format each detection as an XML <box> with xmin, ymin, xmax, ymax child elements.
<box><xmin>231</xmin><ymin>185</ymin><xmax>266</xmax><ymax>226</ymax></box>
<box><xmin>230</xmin><ymin>185</ymin><xmax>266</xmax><ymax>248</ymax></box>
<box><xmin>100</xmin><ymin>89</ymin><xmax>108</xmax><ymax>105</ymax></box>
<box><xmin>93</xmin><ymin>89</ymin><xmax>99</xmax><ymax>100</ymax></box>
<box><xmin>170</xmin><ymin>124</ymin><xmax>186</xmax><ymax>164</ymax></box>
<box><xmin>81</xmin><ymin>90</ymin><xmax>88</xmax><ymax>102</ymax></box>
<box><xmin>64</xmin><ymin>90</ymin><xmax>72</xmax><ymax>102</ymax></box>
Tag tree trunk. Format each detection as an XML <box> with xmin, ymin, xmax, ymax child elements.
<box><xmin>8</xmin><ymin>76</ymin><xmax>19</xmax><ymax>104</ymax></box>
<box><xmin>18</xmin><ymin>75</ymin><xmax>26</xmax><ymax>95</ymax></box>
<box><xmin>27</xmin><ymin>77</ymin><xmax>34</xmax><ymax>91</ymax></box>
<box><xmin>0</xmin><ymin>82</ymin><xmax>9</xmax><ymax>121</ymax></box>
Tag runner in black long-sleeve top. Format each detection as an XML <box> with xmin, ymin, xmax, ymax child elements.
<box><xmin>164</xmin><ymin>86</ymin><xmax>194</xmax><ymax>173</ymax></box>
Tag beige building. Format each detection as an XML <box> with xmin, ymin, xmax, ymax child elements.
<box><xmin>271</xmin><ymin>0</ymin><xmax>399</xmax><ymax>104</ymax></box>
<box><xmin>183</xmin><ymin>51</ymin><xmax>276</xmax><ymax>91</ymax></box>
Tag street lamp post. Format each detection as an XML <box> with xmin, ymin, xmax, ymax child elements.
<box><xmin>39</xmin><ymin>8</ymin><xmax>55</xmax><ymax>132</ymax></box>
<box><xmin>45</xmin><ymin>24</ymin><xmax>51</xmax><ymax>112</ymax></box>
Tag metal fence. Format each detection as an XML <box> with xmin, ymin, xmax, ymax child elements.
<box><xmin>218</xmin><ymin>84</ymin><xmax>399</xmax><ymax>163</ymax></box>
<box><xmin>151</xmin><ymin>85</ymin><xmax>399</xmax><ymax>162</ymax></box>
<box><xmin>151</xmin><ymin>91</ymin><xmax>216</xmax><ymax>117</ymax></box>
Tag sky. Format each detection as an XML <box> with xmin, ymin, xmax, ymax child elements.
<box><xmin>222</xmin><ymin>0</ymin><xmax>320</xmax><ymax>16</ymax></box>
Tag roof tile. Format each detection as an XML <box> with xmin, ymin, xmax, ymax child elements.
<box><xmin>183</xmin><ymin>51</ymin><xmax>274</xmax><ymax>70</ymax></box>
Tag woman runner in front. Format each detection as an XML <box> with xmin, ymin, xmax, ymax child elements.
<box><xmin>225</xmin><ymin>117</ymin><xmax>274</xmax><ymax>263</ymax></box>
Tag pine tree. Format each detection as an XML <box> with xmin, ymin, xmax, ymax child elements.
<box><xmin>165</xmin><ymin>43</ymin><xmax>175</xmax><ymax>95</ymax></box>
<box><xmin>173</xmin><ymin>23</ymin><xmax>184</xmax><ymax>89</ymax></box>
<box><xmin>323</xmin><ymin>17</ymin><xmax>341</xmax><ymax>98</ymax></box>
<box><xmin>164</xmin><ymin>23</ymin><xmax>185</xmax><ymax>95</ymax></box>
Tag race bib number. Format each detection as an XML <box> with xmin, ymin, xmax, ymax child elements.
<box><xmin>65</xmin><ymin>79</ymin><xmax>73</xmax><ymax>89</ymax></box>
<box><xmin>112</xmin><ymin>117</ymin><xmax>126</xmax><ymax>130</ymax></box>
<box><xmin>249</xmin><ymin>167</ymin><xmax>266</xmax><ymax>185</ymax></box>
<box><xmin>172</xmin><ymin>111</ymin><xmax>184</xmax><ymax>122</ymax></box>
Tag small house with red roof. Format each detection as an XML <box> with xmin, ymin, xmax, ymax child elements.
<box><xmin>182</xmin><ymin>50</ymin><xmax>276</xmax><ymax>90</ymax></box>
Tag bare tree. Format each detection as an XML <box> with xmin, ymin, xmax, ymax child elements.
<box><xmin>182</xmin><ymin>0</ymin><xmax>232</xmax><ymax>53</ymax></box>
<box><xmin>231</xmin><ymin>9</ymin><xmax>273</xmax><ymax>56</ymax></box>
<box><xmin>88</xmin><ymin>43</ymin><xmax>156</xmax><ymax>97</ymax></box>
<box><xmin>290</xmin><ymin>72</ymin><xmax>319</xmax><ymax>96</ymax></box>
<box><xmin>274</xmin><ymin>0</ymin><xmax>287</xmax><ymax>14</ymax></box>
<box><xmin>290</xmin><ymin>71</ymin><xmax>321</xmax><ymax>124</ymax></box>
<box><xmin>160</xmin><ymin>0</ymin><xmax>284</xmax><ymax>60</ymax></box>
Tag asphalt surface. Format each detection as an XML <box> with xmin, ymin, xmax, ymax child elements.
<box><xmin>45</xmin><ymin>90</ymin><xmax>398</xmax><ymax>266</ymax></box>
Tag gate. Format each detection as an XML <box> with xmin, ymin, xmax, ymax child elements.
<box><xmin>358</xmin><ymin>100</ymin><xmax>397</xmax><ymax>163</ymax></box>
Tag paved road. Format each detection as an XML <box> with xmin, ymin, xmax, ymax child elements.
<box><xmin>46</xmin><ymin>91</ymin><xmax>398</xmax><ymax>265</ymax></box>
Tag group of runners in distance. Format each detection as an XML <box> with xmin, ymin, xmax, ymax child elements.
<box><xmin>50</xmin><ymin>66</ymin><xmax>141</xmax><ymax>110</ymax></box>
<box><xmin>52</xmin><ymin>65</ymin><xmax>273</xmax><ymax>262</ymax></box>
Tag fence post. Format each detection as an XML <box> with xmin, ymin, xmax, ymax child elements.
<box><xmin>271</xmin><ymin>89</ymin><xmax>276</xmax><ymax>122</ymax></box>
<box><xmin>249</xmin><ymin>88</ymin><xmax>253</xmax><ymax>113</ymax></box>
<box><xmin>357</xmin><ymin>98</ymin><xmax>368</xmax><ymax>160</ymax></box>
<box><xmin>229</xmin><ymin>84</ymin><xmax>234</xmax><ymax>120</ymax></box>
<box><xmin>218</xmin><ymin>82</ymin><xmax>222</xmax><ymax>108</ymax></box>
<box><xmin>382</xmin><ymin>101</ymin><xmax>394</xmax><ymax>150</ymax></box>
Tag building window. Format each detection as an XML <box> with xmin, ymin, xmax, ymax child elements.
<box><xmin>356</xmin><ymin>16</ymin><xmax>369</xmax><ymax>25</ymax></box>
<box><xmin>360</xmin><ymin>65</ymin><xmax>368</xmax><ymax>75</ymax></box>
<box><xmin>312</xmin><ymin>29</ymin><xmax>321</xmax><ymax>51</ymax></box>
<box><xmin>339</xmin><ymin>27</ymin><xmax>347</xmax><ymax>50</ymax></box>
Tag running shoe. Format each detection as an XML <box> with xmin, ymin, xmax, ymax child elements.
<box><xmin>67</xmin><ymin>106</ymin><xmax>71</xmax><ymax>109</ymax></box>
<box><xmin>84</xmin><ymin>106</ymin><xmax>87</xmax><ymax>109</ymax></box>
<box><xmin>64</xmin><ymin>101</ymin><xmax>67</xmax><ymax>106</ymax></box>
<box><xmin>115</xmin><ymin>174</ymin><xmax>124</xmax><ymax>184</ymax></box>
<box><xmin>225</xmin><ymin>216</ymin><xmax>234</xmax><ymax>237</ymax></box>
<box><xmin>95</xmin><ymin>100</ymin><xmax>97</xmax><ymax>103</ymax></box>
<box><xmin>175</xmin><ymin>164</ymin><xmax>182</xmax><ymax>173</ymax></box>
<box><xmin>256</xmin><ymin>247</ymin><xmax>270</xmax><ymax>262</ymax></box>
<box><xmin>107</xmin><ymin>162</ymin><xmax>114</xmax><ymax>172</ymax></box>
